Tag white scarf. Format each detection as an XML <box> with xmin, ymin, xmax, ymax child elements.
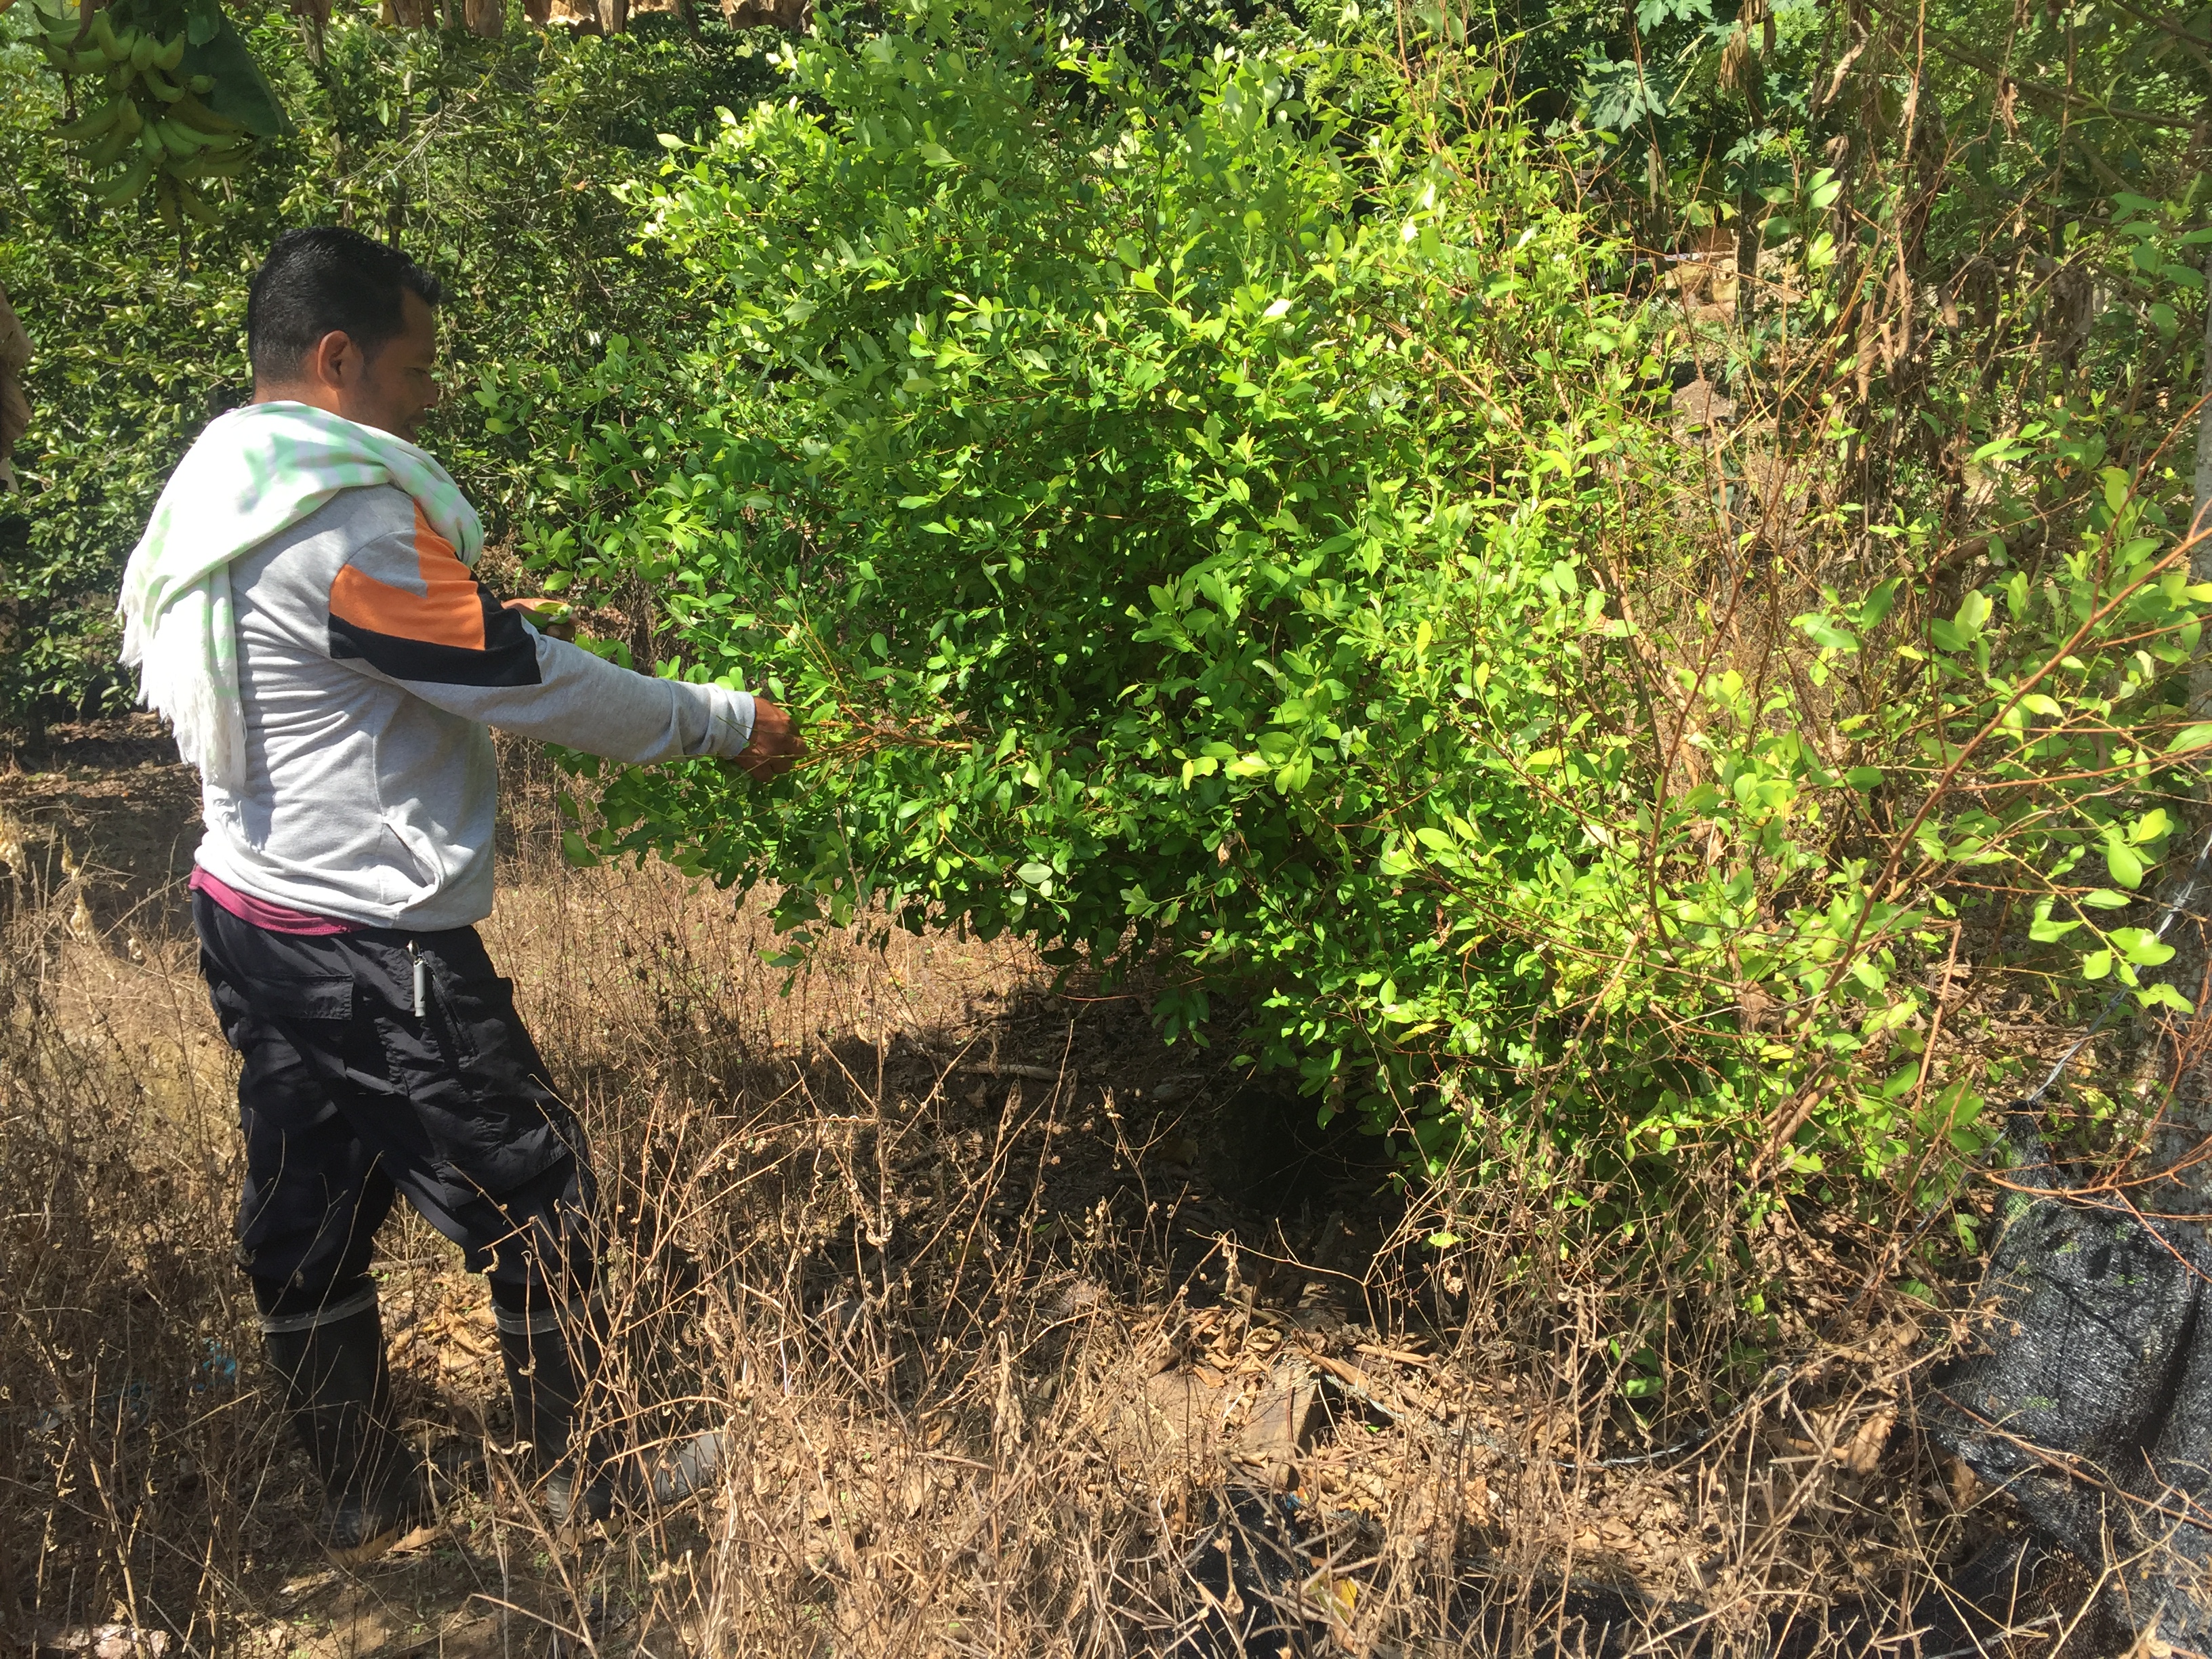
<box><xmin>117</xmin><ymin>401</ymin><xmax>483</xmax><ymax>788</ymax></box>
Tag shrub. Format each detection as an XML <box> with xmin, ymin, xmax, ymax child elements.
<box><xmin>396</xmin><ymin>1</ymin><xmax>2212</xmax><ymax>1250</ymax></box>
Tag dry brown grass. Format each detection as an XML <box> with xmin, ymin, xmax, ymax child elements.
<box><xmin>0</xmin><ymin>733</ymin><xmax>2108</xmax><ymax>1659</ymax></box>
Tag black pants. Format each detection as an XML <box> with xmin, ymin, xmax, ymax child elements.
<box><xmin>194</xmin><ymin>892</ymin><xmax>596</xmax><ymax>1329</ymax></box>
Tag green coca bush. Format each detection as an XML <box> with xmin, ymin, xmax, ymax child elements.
<box><xmin>516</xmin><ymin>0</ymin><xmax>2212</xmax><ymax>1247</ymax></box>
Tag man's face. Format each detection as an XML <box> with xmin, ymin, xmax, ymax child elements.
<box><xmin>345</xmin><ymin>289</ymin><xmax>442</xmax><ymax>442</ymax></box>
<box><xmin>258</xmin><ymin>287</ymin><xmax>443</xmax><ymax>442</ymax></box>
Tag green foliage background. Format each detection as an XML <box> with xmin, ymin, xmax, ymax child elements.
<box><xmin>0</xmin><ymin>0</ymin><xmax>778</xmax><ymax>723</ymax></box>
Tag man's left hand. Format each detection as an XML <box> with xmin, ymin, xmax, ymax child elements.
<box><xmin>505</xmin><ymin>597</ymin><xmax>576</xmax><ymax>642</ymax></box>
<box><xmin>731</xmin><ymin>697</ymin><xmax>804</xmax><ymax>780</ymax></box>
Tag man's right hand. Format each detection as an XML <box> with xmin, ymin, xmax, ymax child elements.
<box><xmin>730</xmin><ymin>696</ymin><xmax>804</xmax><ymax>780</ymax></box>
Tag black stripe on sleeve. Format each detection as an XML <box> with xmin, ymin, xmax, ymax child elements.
<box><xmin>329</xmin><ymin>594</ymin><xmax>544</xmax><ymax>688</ymax></box>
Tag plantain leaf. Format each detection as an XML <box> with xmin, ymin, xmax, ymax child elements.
<box><xmin>178</xmin><ymin>14</ymin><xmax>289</xmax><ymax>139</ymax></box>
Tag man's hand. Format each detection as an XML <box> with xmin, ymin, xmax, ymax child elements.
<box><xmin>731</xmin><ymin>696</ymin><xmax>804</xmax><ymax>780</ymax></box>
<box><xmin>504</xmin><ymin>597</ymin><xmax>576</xmax><ymax>642</ymax></box>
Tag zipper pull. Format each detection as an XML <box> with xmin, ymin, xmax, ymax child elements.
<box><xmin>409</xmin><ymin>943</ymin><xmax>427</xmax><ymax>1019</ymax></box>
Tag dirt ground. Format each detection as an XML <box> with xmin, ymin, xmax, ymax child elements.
<box><xmin>0</xmin><ymin>720</ymin><xmax>2104</xmax><ymax>1658</ymax></box>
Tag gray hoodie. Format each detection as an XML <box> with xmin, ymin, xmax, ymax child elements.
<box><xmin>192</xmin><ymin>483</ymin><xmax>752</xmax><ymax>930</ymax></box>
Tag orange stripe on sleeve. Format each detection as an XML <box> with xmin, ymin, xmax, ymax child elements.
<box><xmin>328</xmin><ymin>505</ymin><xmax>486</xmax><ymax>651</ymax></box>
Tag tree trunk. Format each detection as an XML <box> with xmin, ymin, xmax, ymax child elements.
<box><xmin>0</xmin><ymin>283</ymin><xmax>28</xmax><ymax>492</ymax></box>
<box><xmin>1734</xmin><ymin>186</ymin><xmax>1759</xmax><ymax>332</ymax></box>
<box><xmin>2146</xmin><ymin>247</ymin><xmax>2212</xmax><ymax>1186</ymax></box>
<box><xmin>2190</xmin><ymin>247</ymin><xmax>2212</xmax><ymax>718</ymax></box>
<box><xmin>722</xmin><ymin>0</ymin><xmax>804</xmax><ymax>27</ymax></box>
<box><xmin>465</xmin><ymin>0</ymin><xmax>501</xmax><ymax>37</ymax></box>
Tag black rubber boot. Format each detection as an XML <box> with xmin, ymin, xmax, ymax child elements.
<box><xmin>261</xmin><ymin>1297</ymin><xmax>428</xmax><ymax>1565</ymax></box>
<box><xmin>497</xmin><ymin>1301</ymin><xmax>729</xmax><ymax>1526</ymax></box>
<box><xmin>497</xmin><ymin>1305</ymin><xmax>617</xmax><ymax>1526</ymax></box>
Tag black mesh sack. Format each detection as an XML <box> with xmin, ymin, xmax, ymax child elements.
<box><xmin>1927</xmin><ymin>1120</ymin><xmax>2212</xmax><ymax>1647</ymax></box>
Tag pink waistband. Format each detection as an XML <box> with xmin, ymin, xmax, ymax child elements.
<box><xmin>189</xmin><ymin>866</ymin><xmax>360</xmax><ymax>936</ymax></box>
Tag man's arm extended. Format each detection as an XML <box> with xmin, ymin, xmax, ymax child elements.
<box><xmin>325</xmin><ymin>506</ymin><xmax>800</xmax><ymax>775</ymax></box>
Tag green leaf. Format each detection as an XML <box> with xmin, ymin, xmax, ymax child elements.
<box><xmin>178</xmin><ymin>15</ymin><xmax>289</xmax><ymax>138</ymax></box>
<box><xmin>1930</xmin><ymin>590</ymin><xmax>1990</xmax><ymax>653</ymax></box>
<box><xmin>1857</xmin><ymin>579</ymin><xmax>1900</xmax><ymax>630</ymax></box>
<box><xmin>1793</xmin><ymin>612</ymin><xmax>1859</xmax><ymax>651</ymax></box>
<box><xmin>2111</xmin><ymin>927</ymin><xmax>2176</xmax><ymax>967</ymax></box>
<box><xmin>2137</xmin><ymin>982</ymin><xmax>2195</xmax><ymax>1014</ymax></box>
<box><xmin>2130</xmin><ymin>808</ymin><xmax>2171</xmax><ymax>844</ymax></box>
<box><xmin>2105</xmin><ymin>840</ymin><xmax>2146</xmax><ymax>888</ymax></box>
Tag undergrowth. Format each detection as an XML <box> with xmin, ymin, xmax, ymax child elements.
<box><xmin>0</xmin><ymin>750</ymin><xmax>2105</xmax><ymax>1657</ymax></box>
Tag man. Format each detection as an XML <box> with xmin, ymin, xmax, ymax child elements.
<box><xmin>117</xmin><ymin>226</ymin><xmax>802</xmax><ymax>1565</ymax></box>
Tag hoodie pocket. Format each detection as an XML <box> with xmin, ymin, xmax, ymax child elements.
<box><xmin>376</xmin><ymin>817</ymin><xmax>445</xmax><ymax>909</ymax></box>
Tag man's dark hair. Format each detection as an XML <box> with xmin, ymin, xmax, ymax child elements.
<box><xmin>247</xmin><ymin>226</ymin><xmax>446</xmax><ymax>383</ymax></box>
